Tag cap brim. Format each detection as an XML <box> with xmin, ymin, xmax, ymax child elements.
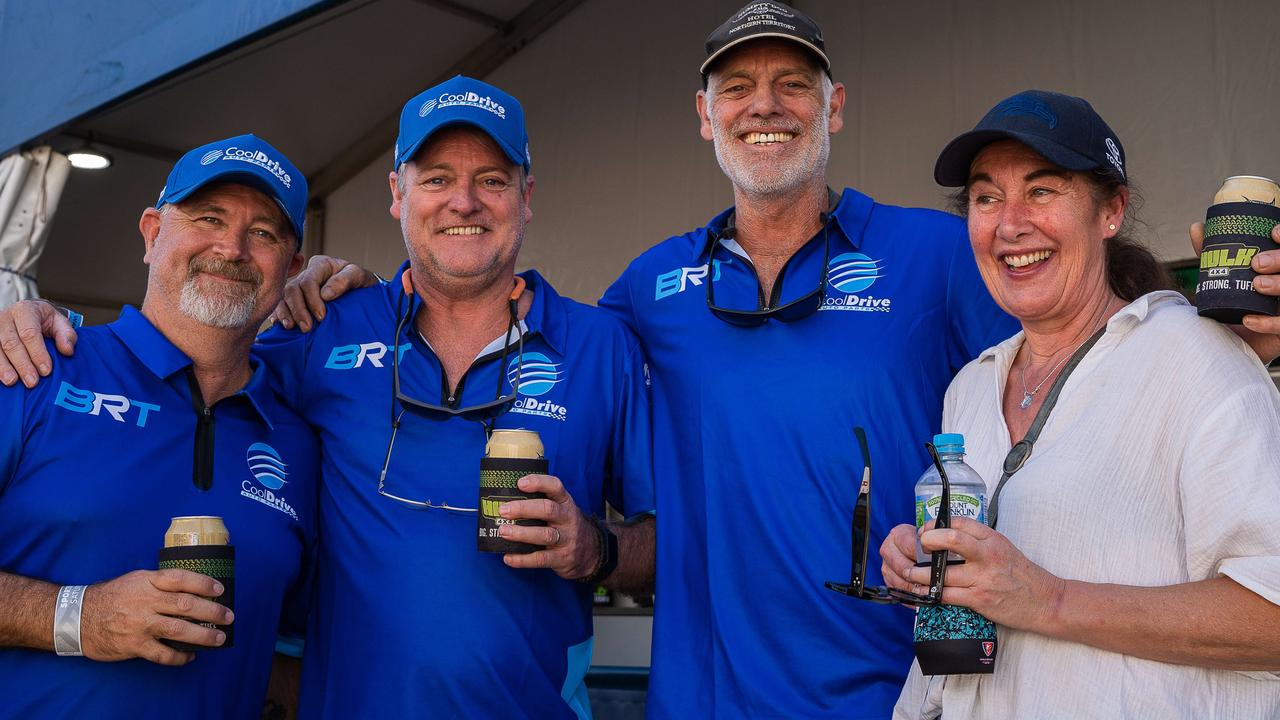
<box><xmin>161</xmin><ymin>169</ymin><xmax>304</xmax><ymax>242</ymax></box>
<box><xmin>933</xmin><ymin>129</ymin><xmax>1101</xmax><ymax>187</ymax></box>
<box><xmin>700</xmin><ymin>33</ymin><xmax>831</xmax><ymax>75</ymax></box>
<box><xmin>396</xmin><ymin>119</ymin><xmax>527</xmax><ymax>172</ymax></box>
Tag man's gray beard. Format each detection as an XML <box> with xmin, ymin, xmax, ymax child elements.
<box><xmin>179</xmin><ymin>276</ymin><xmax>257</xmax><ymax>329</ymax></box>
<box><xmin>710</xmin><ymin>105</ymin><xmax>830</xmax><ymax>198</ymax></box>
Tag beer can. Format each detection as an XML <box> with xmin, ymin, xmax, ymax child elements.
<box><xmin>158</xmin><ymin>516</ymin><xmax>235</xmax><ymax>650</ymax></box>
<box><xmin>1196</xmin><ymin>175</ymin><xmax>1280</xmax><ymax>324</ymax></box>
<box><xmin>478</xmin><ymin>429</ymin><xmax>548</xmax><ymax>554</ymax></box>
<box><xmin>1213</xmin><ymin>176</ymin><xmax>1280</xmax><ymax>205</ymax></box>
<box><xmin>164</xmin><ymin>515</ymin><xmax>230</xmax><ymax>547</ymax></box>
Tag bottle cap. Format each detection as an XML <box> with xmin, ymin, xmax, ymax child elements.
<box><xmin>933</xmin><ymin>433</ymin><xmax>965</xmax><ymax>453</ymax></box>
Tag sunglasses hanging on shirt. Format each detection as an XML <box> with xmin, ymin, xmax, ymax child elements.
<box><xmin>704</xmin><ymin>190</ymin><xmax>840</xmax><ymax>327</ymax></box>
<box><xmin>824</xmin><ymin>427</ymin><xmax>951</xmax><ymax>606</ymax></box>
<box><xmin>377</xmin><ymin>271</ymin><xmax>526</xmax><ymax>511</ymax></box>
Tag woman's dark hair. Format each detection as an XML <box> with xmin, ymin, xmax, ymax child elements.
<box><xmin>949</xmin><ymin>168</ymin><xmax>1170</xmax><ymax>301</ymax></box>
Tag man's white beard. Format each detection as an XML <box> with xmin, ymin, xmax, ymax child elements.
<box><xmin>178</xmin><ymin>258</ymin><xmax>260</xmax><ymax>329</ymax></box>
<box><xmin>710</xmin><ymin>103</ymin><xmax>830</xmax><ymax>198</ymax></box>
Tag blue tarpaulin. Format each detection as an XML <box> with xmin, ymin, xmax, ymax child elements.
<box><xmin>0</xmin><ymin>0</ymin><xmax>335</xmax><ymax>156</ymax></box>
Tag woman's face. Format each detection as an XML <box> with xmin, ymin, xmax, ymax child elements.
<box><xmin>966</xmin><ymin>140</ymin><xmax>1125</xmax><ymax>327</ymax></box>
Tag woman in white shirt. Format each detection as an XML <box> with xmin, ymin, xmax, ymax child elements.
<box><xmin>881</xmin><ymin>90</ymin><xmax>1280</xmax><ymax>719</ymax></box>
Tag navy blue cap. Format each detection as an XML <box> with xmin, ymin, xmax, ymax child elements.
<box><xmin>934</xmin><ymin>90</ymin><xmax>1127</xmax><ymax>187</ymax></box>
<box><xmin>702</xmin><ymin>1</ymin><xmax>830</xmax><ymax>77</ymax></box>
<box><xmin>156</xmin><ymin>134</ymin><xmax>307</xmax><ymax>241</ymax></box>
<box><xmin>394</xmin><ymin>75</ymin><xmax>530</xmax><ymax>172</ymax></box>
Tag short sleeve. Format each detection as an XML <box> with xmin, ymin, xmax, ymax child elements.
<box><xmin>598</xmin><ymin>266</ymin><xmax>640</xmax><ymax>335</ymax></box>
<box><xmin>0</xmin><ymin>383</ymin><xmax>26</xmax><ymax>494</ymax></box>
<box><xmin>276</xmin><ymin>522</ymin><xmax>317</xmax><ymax>653</ymax></box>
<box><xmin>1179</xmin><ymin>384</ymin><xmax>1280</xmax><ymax>602</ymax></box>
<box><xmin>605</xmin><ymin>337</ymin><xmax>655</xmax><ymax>519</ymax></box>
<box><xmin>254</xmin><ymin>325</ymin><xmax>314</xmax><ymax>411</ymax></box>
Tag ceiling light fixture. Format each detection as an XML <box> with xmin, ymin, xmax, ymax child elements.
<box><xmin>66</xmin><ymin>135</ymin><xmax>112</xmax><ymax>170</ymax></box>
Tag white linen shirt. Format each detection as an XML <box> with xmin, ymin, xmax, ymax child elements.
<box><xmin>894</xmin><ymin>291</ymin><xmax>1280</xmax><ymax>720</ymax></box>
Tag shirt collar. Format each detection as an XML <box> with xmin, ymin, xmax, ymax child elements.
<box><xmin>108</xmin><ymin>305</ymin><xmax>279</xmax><ymax>428</ymax></box>
<box><xmin>389</xmin><ymin>260</ymin><xmax>568</xmax><ymax>357</ymax></box>
<box><xmin>699</xmin><ymin>186</ymin><xmax>877</xmax><ymax>257</ymax></box>
<box><xmin>109</xmin><ymin>305</ymin><xmax>192</xmax><ymax>379</ymax></box>
<box><xmin>977</xmin><ymin>290</ymin><xmax>1190</xmax><ymax>366</ymax></box>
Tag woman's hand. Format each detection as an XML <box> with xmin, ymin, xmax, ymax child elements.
<box><xmin>880</xmin><ymin>523</ymin><xmax>924</xmax><ymax>595</ymax></box>
<box><xmin>898</xmin><ymin>517</ymin><xmax>1067</xmax><ymax>631</ymax></box>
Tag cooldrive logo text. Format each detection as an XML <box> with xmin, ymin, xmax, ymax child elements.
<box><xmin>216</xmin><ymin>146</ymin><xmax>294</xmax><ymax>189</ymax></box>
<box><xmin>820</xmin><ymin>253</ymin><xmax>891</xmax><ymax>312</ymax></box>
<box><xmin>325</xmin><ymin>342</ymin><xmax>411</xmax><ymax>369</ymax></box>
<box><xmin>508</xmin><ymin>352</ymin><xmax>567</xmax><ymax>421</ymax></box>
<box><xmin>421</xmin><ymin>91</ymin><xmax>507</xmax><ymax>120</ymax></box>
<box><xmin>655</xmin><ymin>259</ymin><xmax>730</xmax><ymax>300</ymax></box>
<box><xmin>53</xmin><ymin>381</ymin><xmax>160</xmax><ymax>428</ymax></box>
<box><xmin>241</xmin><ymin>442</ymin><xmax>298</xmax><ymax>520</ymax></box>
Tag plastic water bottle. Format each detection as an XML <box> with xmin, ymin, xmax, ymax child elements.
<box><xmin>913</xmin><ymin>433</ymin><xmax>986</xmax><ymax>564</ymax></box>
<box><xmin>911</xmin><ymin>432</ymin><xmax>998</xmax><ymax>675</ymax></box>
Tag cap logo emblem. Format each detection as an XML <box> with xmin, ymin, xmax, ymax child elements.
<box><xmin>222</xmin><ymin>146</ymin><xmax>293</xmax><ymax>189</ymax></box>
<box><xmin>433</xmin><ymin>91</ymin><xmax>506</xmax><ymax>120</ymax></box>
<box><xmin>418</xmin><ymin>98</ymin><xmax>439</xmax><ymax>117</ymax></box>
<box><xmin>995</xmin><ymin>96</ymin><xmax>1057</xmax><ymax>129</ymax></box>
<box><xmin>200</xmin><ymin>149</ymin><xmax>224</xmax><ymax>165</ymax></box>
<box><xmin>735</xmin><ymin>2</ymin><xmax>795</xmax><ymax>21</ymax></box>
<box><xmin>1104</xmin><ymin>137</ymin><xmax>1124</xmax><ymax>178</ymax></box>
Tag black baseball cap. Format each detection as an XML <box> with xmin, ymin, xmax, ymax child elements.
<box><xmin>934</xmin><ymin>90</ymin><xmax>1127</xmax><ymax>187</ymax></box>
<box><xmin>701</xmin><ymin>1</ymin><xmax>830</xmax><ymax>78</ymax></box>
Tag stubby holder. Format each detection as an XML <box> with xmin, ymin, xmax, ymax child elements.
<box><xmin>824</xmin><ymin>430</ymin><xmax>996</xmax><ymax>674</ymax></box>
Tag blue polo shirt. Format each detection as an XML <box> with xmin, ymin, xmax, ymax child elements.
<box><xmin>255</xmin><ymin>264</ymin><xmax>654</xmax><ymax>719</ymax></box>
<box><xmin>0</xmin><ymin>306</ymin><xmax>318</xmax><ymax>720</ymax></box>
<box><xmin>599</xmin><ymin>188</ymin><xmax>1018</xmax><ymax>719</ymax></box>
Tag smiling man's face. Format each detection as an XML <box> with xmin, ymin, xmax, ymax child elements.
<box><xmin>389</xmin><ymin>126</ymin><xmax>533</xmax><ymax>293</ymax></box>
<box><xmin>698</xmin><ymin>39</ymin><xmax>844</xmax><ymax>199</ymax></box>
<box><xmin>140</xmin><ymin>182</ymin><xmax>301</xmax><ymax>329</ymax></box>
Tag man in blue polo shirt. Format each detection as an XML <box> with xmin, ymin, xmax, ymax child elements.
<box><xmin>596</xmin><ymin>4</ymin><xmax>1016</xmax><ymax>717</ymax></box>
<box><xmin>220</xmin><ymin>37</ymin><xmax>1007</xmax><ymax>712</ymax></box>
<box><xmin>0</xmin><ymin>134</ymin><xmax>318</xmax><ymax>719</ymax></box>
<box><xmin>0</xmin><ymin>79</ymin><xmax>654</xmax><ymax>718</ymax></box>
<box><xmin>253</xmin><ymin>76</ymin><xmax>655</xmax><ymax>719</ymax></box>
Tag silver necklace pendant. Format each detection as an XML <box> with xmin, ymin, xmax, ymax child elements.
<box><xmin>1020</xmin><ymin>392</ymin><xmax>1033</xmax><ymax>410</ymax></box>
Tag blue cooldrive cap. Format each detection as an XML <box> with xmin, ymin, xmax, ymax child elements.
<box><xmin>393</xmin><ymin>75</ymin><xmax>530</xmax><ymax>172</ymax></box>
<box><xmin>156</xmin><ymin>134</ymin><xmax>307</xmax><ymax>242</ymax></box>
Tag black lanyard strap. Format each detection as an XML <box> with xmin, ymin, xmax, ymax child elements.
<box><xmin>988</xmin><ymin>326</ymin><xmax>1107</xmax><ymax>530</ymax></box>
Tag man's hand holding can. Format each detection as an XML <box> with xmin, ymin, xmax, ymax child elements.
<box><xmin>79</xmin><ymin>568</ymin><xmax>231</xmax><ymax>666</ymax></box>
<box><xmin>498</xmin><ymin>473</ymin><xmax>601</xmax><ymax>581</ymax></box>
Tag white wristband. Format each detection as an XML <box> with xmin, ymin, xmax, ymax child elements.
<box><xmin>53</xmin><ymin>585</ymin><xmax>86</xmax><ymax>656</ymax></box>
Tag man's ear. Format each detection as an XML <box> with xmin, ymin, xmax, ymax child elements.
<box><xmin>827</xmin><ymin>81</ymin><xmax>846</xmax><ymax>135</ymax></box>
<box><xmin>696</xmin><ymin>90</ymin><xmax>714</xmax><ymax>142</ymax></box>
<box><xmin>140</xmin><ymin>207</ymin><xmax>163</xmax><ymax>265</ymax></box>
<box><xmin>388</xmin><ymin>170</ymin><xmax>403</xmax><ymax>221</ymax></box>
<box><xmin>522</xmin><ymin>174</ymin><xmax>535</xmax><ymax>225</ymax></box>
<box><xmin>286</xmin><ymin>250</ymin><xmax>305</xmax><ymax>278</ymax></box>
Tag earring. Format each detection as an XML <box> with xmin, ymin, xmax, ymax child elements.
<box><xmin>1108</xmin><ymin>224</ymin><xmax>1117</xmax><ymax>231</ymax></box>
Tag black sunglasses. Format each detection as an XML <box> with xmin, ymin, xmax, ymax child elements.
<box><xmin>703</xmin><ymin>194</ymin><xmax>839</xmax><ymax>327</ymax></box>
<box><xmin>824</xmin><ymin>427</ymin><xmax>951</xmax><ymax>606</ymax></box>
<box><xmin>377</xmin><ymin>272</ymin><xmax>526</xmax><ymax>510</ymax></box>
<box><xmin>389</xmin><ymin>271</ymin><xmax>526</xmax><ymax>425</ymax></box>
